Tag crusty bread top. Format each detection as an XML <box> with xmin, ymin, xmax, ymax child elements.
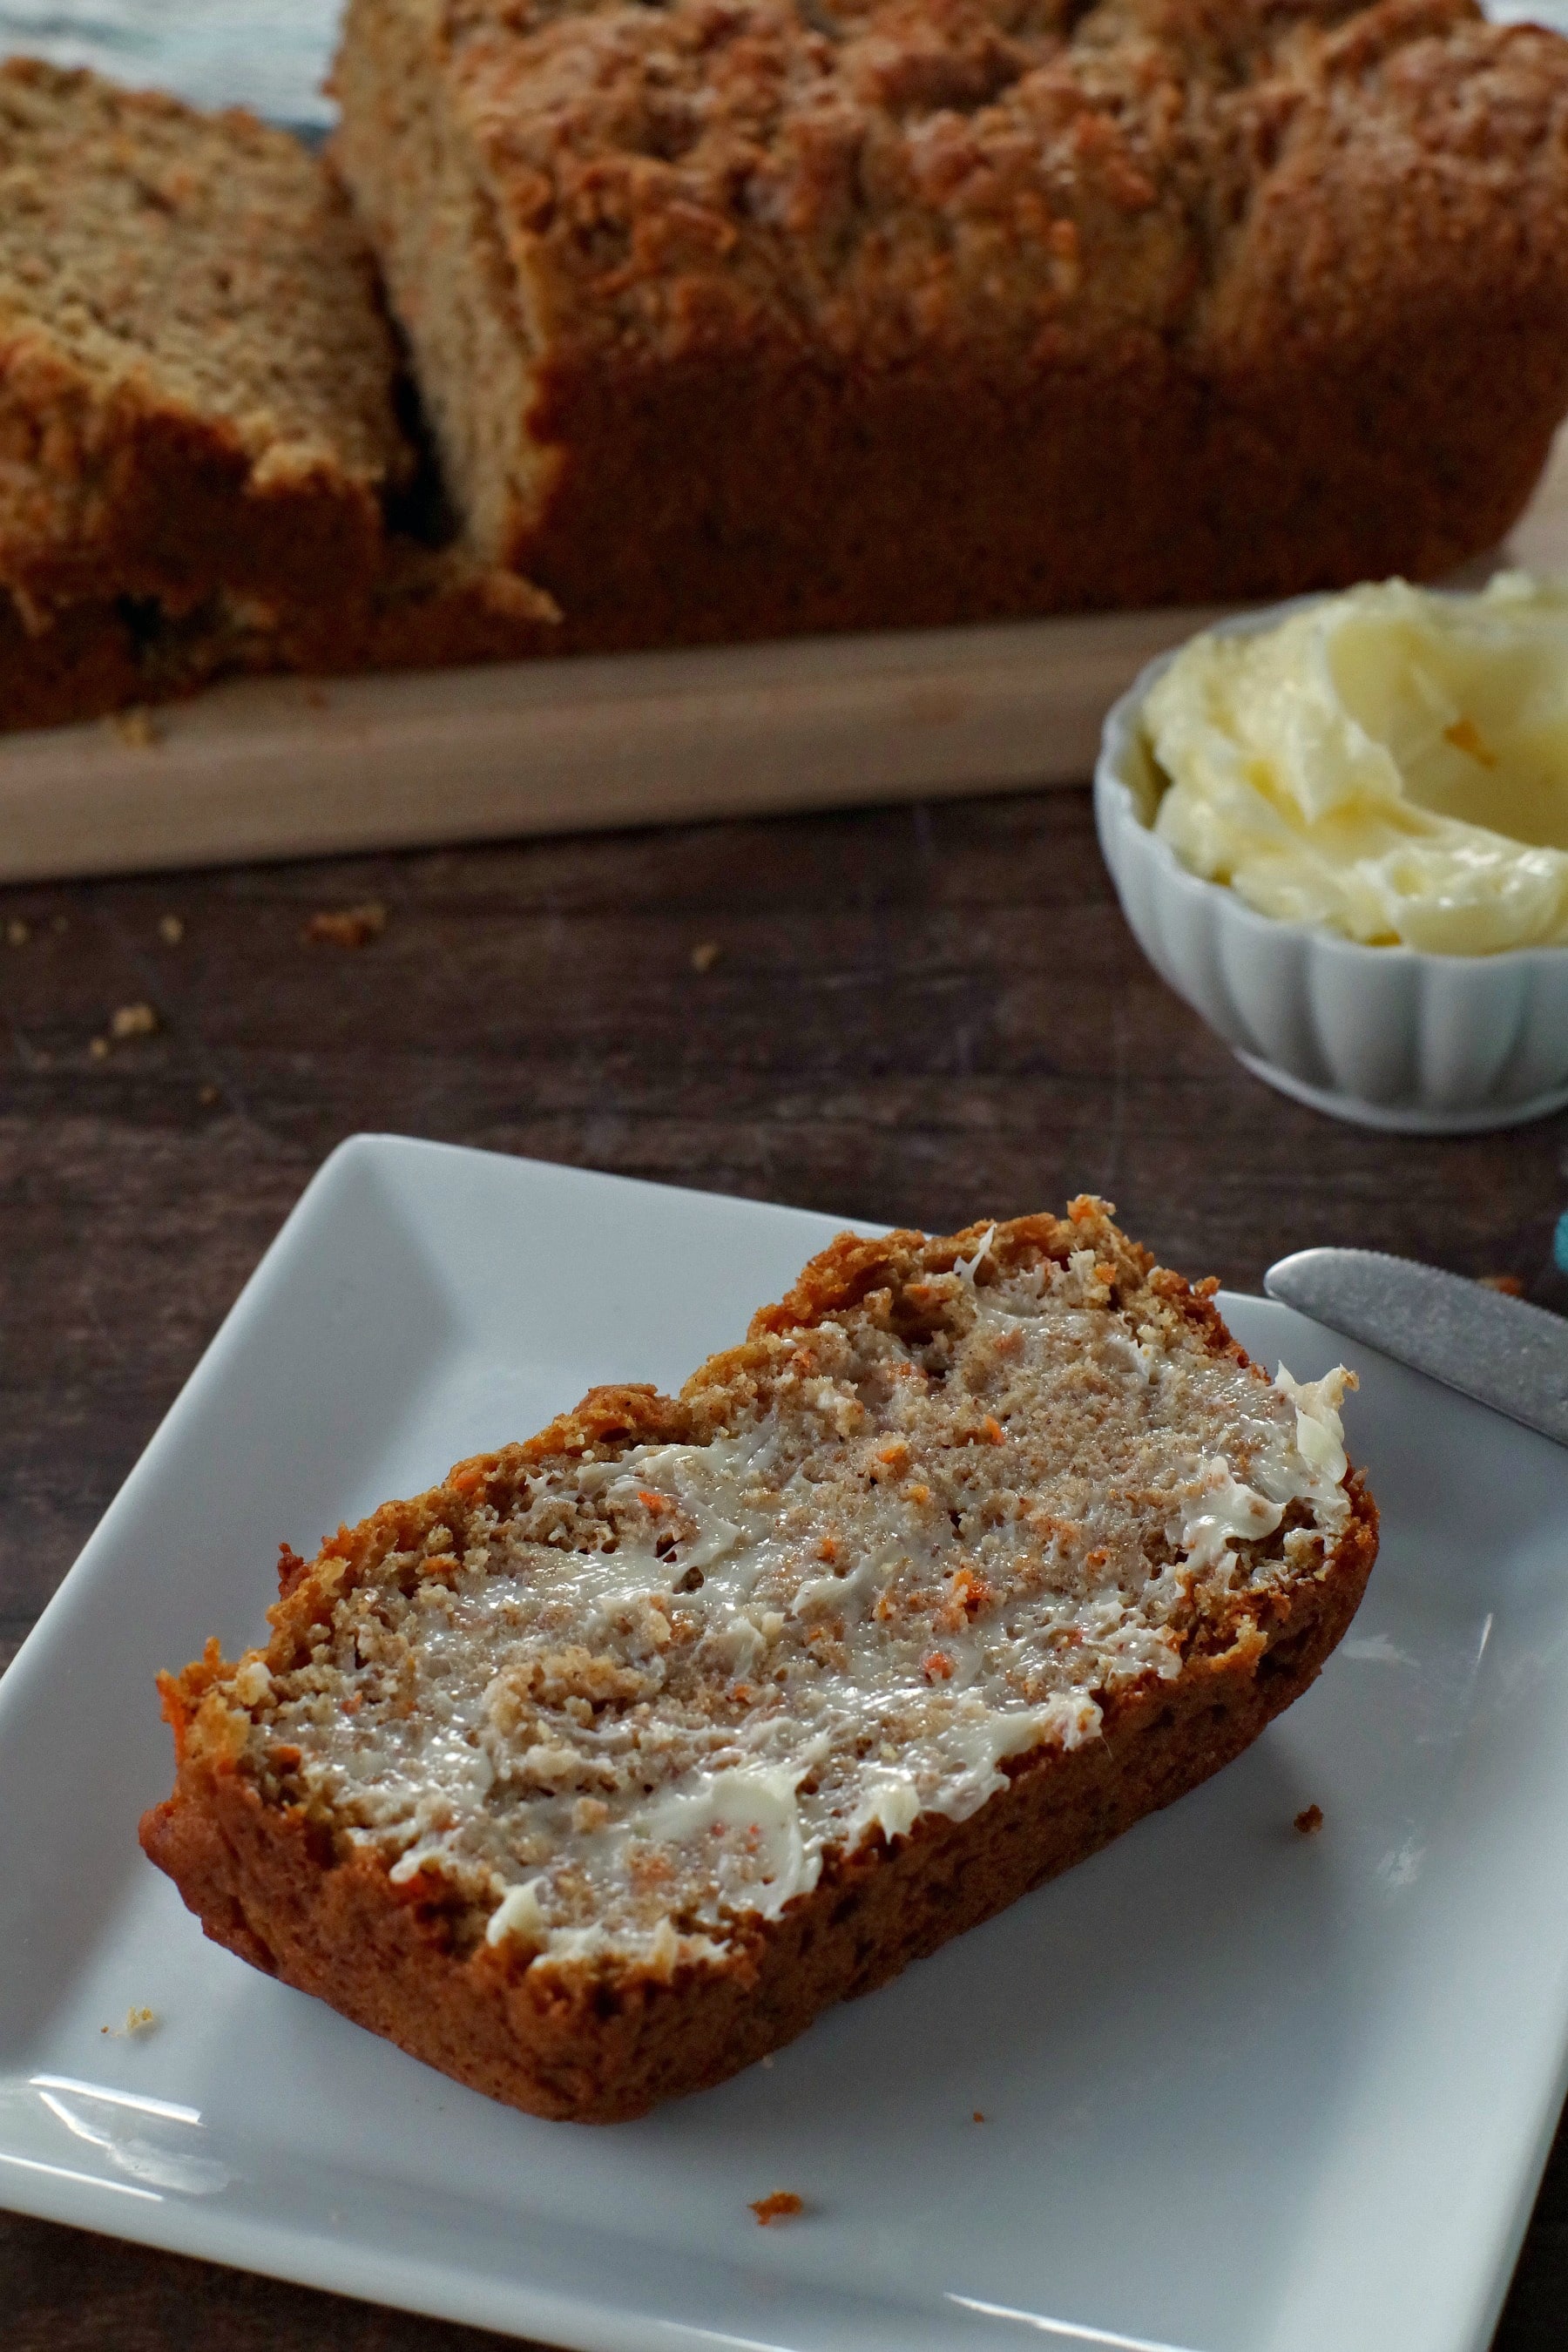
<box><xmin>350</xmin><ymin>0</ymin><xmax>1568</xmax><ymax>375</ymax></box>
<box><xmin>0</xmin><ymin>58</ymin><xmax>409</xmax><ymax>600</ymax></box>
<box><xmin>161</xmin><ymin>1201</ymin><xmax>1363</xmax><ymax>1983</ymax></box>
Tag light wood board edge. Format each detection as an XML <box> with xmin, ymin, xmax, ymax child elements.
<box><xmin>0</xmin><ymin>603</ymin><xmax>1227</xmax><ymax>885</ymax></box>
<box><xmin>3</xmin><ymin>424</ymin><xmax>1565</xmax><ymax>887</ymax></box>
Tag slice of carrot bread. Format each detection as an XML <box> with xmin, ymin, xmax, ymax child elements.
<box><xmin>0</xmin><ymin>58</ymin><xmax>411</xmax><ymax>616</ymax></box>
<box><xmin>332</xmin><ymin>0</ymin><xmax>1568</xmax><ymax>652</ymax></box>
<box><xmin>141</xmin><ymin>1201</ymin><xmax>1377</xmax><ymax>2122</ymax></box>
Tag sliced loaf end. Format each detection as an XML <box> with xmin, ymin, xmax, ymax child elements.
<box><xmin>0</xmin><ymin>57</ymin><xmax>412</xmax><ymax>613</ymax></box>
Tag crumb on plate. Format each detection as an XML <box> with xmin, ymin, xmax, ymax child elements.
<box><xmin>101</xmin><ymin>2005</ymin><xmax>158</xmax><ymax>2038</ymax></box>
<box><xmin>750</xmin><ymin>2192</ymin><xmax>805</xmax><ymax>2226</ymax></box>
<box><xmin>1294</xmin><ymin>1803</ymin><xmax>1324</xmax><ymax>1836</ymax></box>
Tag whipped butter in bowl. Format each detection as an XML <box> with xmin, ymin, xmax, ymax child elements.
<box><xmin>1095</xmin><ymin>575</ymin><xmax>1568</xmax><ymax>1132</ymax></box>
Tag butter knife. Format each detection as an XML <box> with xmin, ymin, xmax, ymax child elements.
<box><xmin>1264</xmin><ymin>1247</ymin><xmax>1568</xmax><ymax>1449</ymax></box>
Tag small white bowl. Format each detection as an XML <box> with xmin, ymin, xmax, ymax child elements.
<box><xmin>1094</xmin><ymin>608</ymin><xmax>1568</xmax><ymax>1134</ymax></box>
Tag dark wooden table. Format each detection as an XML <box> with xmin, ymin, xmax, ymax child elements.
<box><xmin>3</xmin><ymin>782</ymin><xmax>1565</xmax><ymax>2349</ymax></box>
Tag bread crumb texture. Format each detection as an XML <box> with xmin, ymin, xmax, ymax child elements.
<box><xmin>751</xmin><ymin>2191</ymin><xmax>806</xmax><ymax>2223</ymax></box>
<box><xmin>144</xmin><ymin>1213</ymin><xmax>1373</xmax><ymax>2023</ymax></box>
<box><xmin>362</xmin><ymin>0</ymin><xmax>1568</xmax><ymax>368</ymax></box>
<box><xmin>0</xmin><ymin>57</ymin><xmax>409</xmax><ymax>611</ymax></box>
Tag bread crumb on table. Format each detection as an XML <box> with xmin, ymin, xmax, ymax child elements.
<box><xmin>109</xmin><ymin>706</ymin><xmax>159</xmax><ymax>748</ymax></box>
<box><xmin>88</xmin><ymin>1036</ymin><xmax>109</xmax><ymax>1061</ymax></box>
<box><xmin>305</xmin><ymin>901</ymin><xmax>387</xmax><ymax>948</ymax></box>
<box><xmin>690</xmin><ymin>940</ymin><xmax>721</xmax><ymax>972</ymax></box>
<box><xmin>1294</xmin><ymin>1804</ymin><xmax>1325</xmax><ymax>1836</ymax></box>
<box><xmin>158</xmin><ymin>914</ymin><xmax>184</xmax><ymax>945</ymax></box>
<box><xmin>110</xmin><ymin>1001</ymin><xmax>159</xmax><ymax>1040</ymax></box>
<box><xmin>5</xmin><ymin>918</ymin><xmax>28</xmax><ymax>947</ymax></box>
<box><xmin>750</xmin><ymin>2193</ymin><xmax>805</xmax><ymax>2226</ymax></box>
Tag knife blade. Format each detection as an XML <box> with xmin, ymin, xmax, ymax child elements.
<box><xmin>1264</xmin><ymin>1246</ymin><xmax>1568</xmax><ymax>1449</ymax></box>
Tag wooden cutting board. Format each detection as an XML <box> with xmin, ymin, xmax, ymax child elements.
<box><xmin>4</xmin><ymin>430</ymin><xmax>1565</xmax><ymax>887</ymax></box>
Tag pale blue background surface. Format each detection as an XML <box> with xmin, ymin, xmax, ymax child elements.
<box><xmin>0</xmin><ymin>1</ymin><xmax>342</xmax><ymax>126</ymax></box>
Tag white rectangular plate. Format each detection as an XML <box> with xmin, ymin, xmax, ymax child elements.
<box><xmin>3</xmin><ymin>1135</ymin><xmax>1565</xmax><ymax>2352</ymax></box>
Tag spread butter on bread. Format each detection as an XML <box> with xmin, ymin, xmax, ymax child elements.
<box><xmin>143</xmin><ymin>1202</ymin><xmax>1376</xmax><ymax>2120</ymax></box>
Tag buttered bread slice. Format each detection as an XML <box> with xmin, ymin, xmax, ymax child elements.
<box><xmin>142</xmin><ymin>1202</ymin><xmax>1376</xmax><ymax>2121</ymax></box>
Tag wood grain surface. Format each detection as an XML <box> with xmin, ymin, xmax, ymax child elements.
<box><xmin>2</xmin><ymin>785</ymin><xmax>1565</xmax><ymax>2349</ymax></box>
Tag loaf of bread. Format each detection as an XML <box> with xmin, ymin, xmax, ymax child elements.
<box><xmin>331</xmin><ymin>0</ymin><xmax>1568</xmax><ymax>652</ymax></box>
<box><xmin>141</xmin><ymin>1201</ymin><xmax>1377</xmax><ymax>2122</ymax></box>
<box><xmin>8</xmin><ymin>0</ymin><xmax>1568</xmax><ymax>729</ymax></box>
<box><xmin>0</xmin><ymin>59</ymin><xmax>413</xmax><ymax>618</ymax></box>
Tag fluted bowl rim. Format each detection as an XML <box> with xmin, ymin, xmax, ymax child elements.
<box><xmin>1094</xmin><ymin>602</ymin><xmax>1568</xmax><ymax>977</ymax></box>
<box><xmin>1093</xmin><ymin>598</ymin><xmax>1568</xmax><ymax>1132</ymax></box>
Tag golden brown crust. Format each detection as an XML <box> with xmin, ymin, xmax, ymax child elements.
<box><xmin>332</xmin><ymin>0</ymin><xmax>1568</xmax><ymax>645</ymax></box>
<box><xmin>141</xmin><ymin>1206</ymin><xmax>1379</xmax><ymax>2122</ymax></box>
<box><xmin>743</xmin><ymin>1204</ymin><xmax>1154</xmax><ymax>1338</ymax></box>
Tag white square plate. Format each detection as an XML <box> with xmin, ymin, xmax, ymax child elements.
<box><xmin>3</xmin><ymin>1135</ymin><xmax>1566</xmax><ymax>2352</ymax></box>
